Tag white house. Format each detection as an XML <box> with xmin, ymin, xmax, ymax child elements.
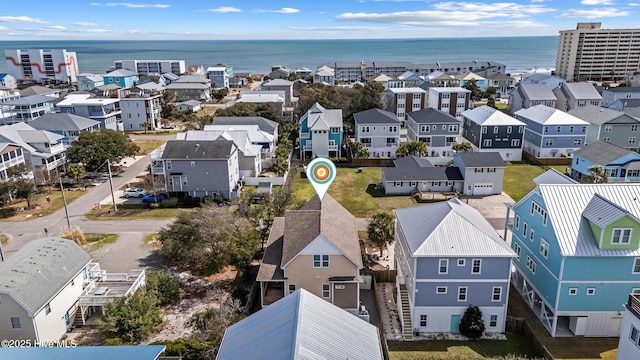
<box><xmin>353</xmin><ymin>108</ymin><xmax>402</xmax><ymax>158</ymax></box>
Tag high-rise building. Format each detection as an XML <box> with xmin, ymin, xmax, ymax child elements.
<box><xmin>4</xmin><ymin>49</ymin><xmax>79</xmax><ymax>84</ymax></box>
<box><xmin>556</xmin><ymin>23</ymin><xmax>640</xmax><ymax>82</ymax></box>
<box><xmin>114</xmin><ymin>59</ymin><xmax>186</xmax><ymax>76</ymax></box>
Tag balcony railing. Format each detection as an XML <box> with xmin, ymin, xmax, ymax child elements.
<box><xmin>628</xmin><ymin>294</ymin><xmax>640</xmax><ymax>320</ymax></box>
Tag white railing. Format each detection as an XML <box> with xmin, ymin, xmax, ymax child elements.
<box><xmin>328</xmin><ymin>145</ymin><xmax>338</xmax><ymax>150</ymax></box>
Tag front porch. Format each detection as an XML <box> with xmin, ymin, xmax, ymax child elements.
<box><xmin>259</xmin><ymin>281</ymin><xmax>285</xmax><ymax>307</ymax></box>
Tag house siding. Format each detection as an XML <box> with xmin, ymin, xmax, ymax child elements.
<box><xmin>0</xmin><ymin>295</ymin><xmax>36</xmax><ymax>341</ymax></box>
<box><xmin>355</xmin><ymin>122</ymin><xmax>400</xmax><ymax>158</ymax></box>
<box><xmin>412</xmin><ymin>305</ymin><xmax>507</xmax><ymax>333</ymax></box>
<box><xmin>32</xmin><ymin>271</ymin><xmax>85</xmax><ymax>342</ymax></box>
<box><xmin>415</xmin><ymin>257</ymin><xmax>510</xmax><ymax>281</ymax></box>
<box><xmin>165</xmin><ymin>152</ymin><xmax>239</xmax><ymax>198</ymax></box>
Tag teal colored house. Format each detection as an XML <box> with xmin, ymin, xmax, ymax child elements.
<box><xmin>508</xmin><ymin>180</ymin><xmax>640</xmax><ymax>337</ymax></box>
<box><xmin>103</xmin><ymin>69</ymin><xmax>138</xmax><ymax>88</ymax></box>
<box><xmin>299</xmin><ymin>102</ymin><xmax>343</xmax><ymax>161</ymax></box>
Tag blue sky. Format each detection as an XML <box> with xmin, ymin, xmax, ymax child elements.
<box><xmin>0</xmin><ymin>1</ymin><xmax>638</xmax><ymax>40</ymax></box>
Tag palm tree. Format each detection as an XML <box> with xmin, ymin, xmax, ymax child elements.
<box><xmin>66</xmin><ymin>163</ymin><xmax>86</xmax><ymax>184</ymax></box>
<box><xmin>367</xmin><ymin>212</ymin><xmax>395</xmax><ymax>257</ymax></box>
<box><xmin>350</xmin><ymin>141</ymin><xmax>370</xmax><ymax>158</ymax></box>
<box><xmin>397</xmin><ymin>141</ymin><xmax>428</xmax><ymax>157</ymax></box>
<box><xmin>140</xmin><ymin>121</ymin><xmax>152</xmax><ymax>134</ymax></box>
<box><xmin>587</xmin><ymin>165</ymin><xmax>608</xmax><ymax>184</ymax></box>
<box><xmin>452</xmin><ymin>141</ymin><xmax>473</xmax><ymax>153</ymax></box>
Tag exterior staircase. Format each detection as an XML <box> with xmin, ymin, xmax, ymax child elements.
<box><xmin>399</xmin><ymin>284</ymin><xmax>414</xmax><ymax>341</ymax></box>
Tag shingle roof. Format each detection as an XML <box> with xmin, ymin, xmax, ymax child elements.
<box><xmin>382</xmin><ymin>166</ymin><xmax>463</xmax><ymax>182</ymax></box>
<box><xmin>16</xmin><ymin>129</ymin><xmax>64</xmax><ymax>143</ymax></box>
<box><xmin>532</xmin><ymin>184</ymin><xmax>640</xmax><ymax>256</ymax></box>
<box><xmin>462</xmin><ymin>106</ymin><xmax>526</xmax><ymax>126</ymax></box>
<box><xmin>217</xmin><ymin>289</ymin><xmax>382</xmax><ymax>360</ymax></box>
<box><xmin>533</xmin><ymin>168</ymin><xmax>578</xmax><ymax>185</ymax></box>
<box><xmin>160</xmin><ymin>140</ymin><xmax>235</xmax><ymax>160</ymax></box>
<box><xmin>518</xmin><ymin>84</ymin><xmax>557</xmax><ymax>101</ymax></box>
<box><xmin>165</xmin><ymin>82</ymin><xmax>210</xmax><ymax>90</ymax></box>
<box><xmin>256</xmin><ymin>217</ymin><xmax>286</xmax><ymax>281</ymax></box>
<box><xmin>353</xmin><ymin>108</ymin><xmax>401</xmax><ymax>125</ymax></box>
<box><xmin>407</xmin><ymin>108</ymin><xmax>460</xmax><ymax>124</ymax></box>
<box><xmin>454</xmin><ymin>152</ymin><xmax>506</xmax><ymax>168</ymax></box>
<box><xmin>0</xmin><ymin>238</ymin><xmax>92</xmax><ymax>315</ymax></box>
<box><xmin>28</xmin><ymin>113</ymin><xmax>100</xmax><ymax>131</ymax></box>
<box><xmin>393</xmin><ymin>155</ymin><xmax>434</xmax><ymax>168</ymax></box>
<box><xmin>395</xmin><ymin>198</ymin><xmax>516</xmax><ymax>257</ymax></box>
<box><xmin>514</xmin><ymin>105</ymin><xmax>589</xmax><ymax>125</ymax></box>
<box><xmin>5</xmin><ymin>94</ymin><xmax>56</xmax><ymax>106</ymax></box>
<box><xmin>19</xmin><ymin>85</ymin><xmax>58</xmax><ymax>97</ymax></box>
<box><xmin>212</xmin><ymin>116</ymin><xmax>279</xmax><ymax>133</ymax></box>
<box><xmin>568</xmin><ymin>105</ymin><xmax>639</xmax><ymax>126</ymax></box>
<box><xmin>572</xmin><ymin>141</ymin><xmax>636</xmax><ymax>165</ymax></box>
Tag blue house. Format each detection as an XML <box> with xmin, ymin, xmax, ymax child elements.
<box><xmin>395</xmin><ymin>199</ymin><xmax>515</xmax><ymax>339</ymax></box>
<box><xmin>508</xmin><ymin>182</ymin><xmax>640</xmax><ymax>337</ymax></box>
<box><xmin>299</xmin><ymin>102</ymin><xmax>342</xmax><ymax>161</ymax></box>
<box><xmin>103</xmin><ymin>69</ymin><xmax>138</xmax><ymax>88</ymax></box>
<box><xmin>515</xmin><ymin>105</ymin><xmax>589</xmax><ymax>158</ymax></box>
<box><xmin>570</xmin><ymin>141</ymin><xmax>640</xmax><ymax>183</ymax></box>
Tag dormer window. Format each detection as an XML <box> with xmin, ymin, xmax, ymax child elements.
<box><xmin>612</xmin><ymin>228</ymin><xmax>632</xmax><ymax>245</ymax></box>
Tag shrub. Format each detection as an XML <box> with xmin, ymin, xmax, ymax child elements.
<box><xmin>459</xmin><ymin>305</ymin><xmax>485</xmax><ymax>339</ymax></box>
<box><xmin>202</xmin><ymin>196</ymin><xmax>213</xmax><ymax>204</ymax></box>
<box><xmin>192</xmin><ymin>196</ymin><xmax>201</xmax><ymax>206</ymax></box>
<box><xmin>58</xmin><ymin>226</ymin><xmax>86</xmax><ymax>245</ymax></box>
<box><xmin>146</xmin><ymin>270</ymin><xmax>181</xmax><ymax>306</ymax></box>
<box><xmin>183</xmin><ymin>195</ymin><xmax>193</xmax><ymax>206</ymax></box>
<box><xmin>161</xmin><ymin>197</ymin><xmax>179</xmax><ymax>208</ymax></box>
<box><xmin>214</xmin><ymin>195</ymin><xmax>224</xmax><ymax>204</ymax></box>
<box><xmin>104</xmin><ymin>338</ymin><xmax>124</xmax><ymax>346</ymax></box>
<box><xmin>231</xmin><ymin>287</ymin><xmax>250</xmax><ymax>307</ymax></box>
<box><xmin>149</xmin><ymin>202</ymin><xmax>161</xmax><ymax>209</ymax></box>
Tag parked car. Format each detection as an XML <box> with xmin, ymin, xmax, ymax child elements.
<box><xmin>123</xmin><ymin>187</ymin><xmax>147</xmax><ymax>198</ymax></box>
<box><xmin>141</xmin><ymin>194</ymin><xmax>168</xmax><ymax>203</ymax></box>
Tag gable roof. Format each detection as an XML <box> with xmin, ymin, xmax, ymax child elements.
<box><xmin>178</xmin><ymin>130</ymin><xmax>262</xmax><ymax>157</ymax></box>
<box><xmin>568</xmin><ymin>105</ymin><xmax>639</xmax><ymax>126</ymax></box>
<box><xmin>0</xmin><ymin>238</ymin><xmax>92</xmax><ymax>315</ymax></box>
<box><xmin>534</xmin><ymin>168</ymin><xmax>578</xmax><ymax>185</ymax></box>
<box><xmin>204</xmin><ymin>124</ymin><xmax>274</xmax><ymax>144</ymax></box>
<box><xmin>407</xmin><ymin>108</ymin><xmax>460</xmax><ymax>124</ymax></box>
<box><xmin>572</xmin><ymin>141</ymin><xmax>636</xmax><ymax>165</ymax></box>
<box><xmin>518</xmin><ymin>84</ymin><xmax>556</xmax><ymax>101</ymax></box>
<box><xmin>532</xmin><ymin>184</ymin><xmax>640</xmax><ymax>256</ymax></box>
<box><xmin>28</xmin><ymin>113</ymin><xmax>100</xmax><ymax>131</ymax></box>
<box><xmin>383</xmin><ymin>166</ymin><xmax>463</xmax><ymax>182</ymax></box>
<box><xmin>560</xmin><ymin>82</ymin><xmax>602</xmax><ymax>100</ymax></box>
<box><xmin>105</xmin><ymin>69</ymin><xmax>137</xmax><ymax>77</ymax></box>
<box><xmin>19</xmin><ymin>85</ymin><xmax>58</xmax><ymax>97</ymax></box>
<box><xmin>304</xmin><ymin>102</ymin><xmax>342</xmax><ymax>129</ymax></box>
<box><xmin>160</xmin><ymin>140</ymin><xmax>235</xmax><ymax>160</ymax></box>
<box><xmin>5</xmin><ymin>94</ymin><xmax>56</xmax><ymax>106</ymax></box>
<box><xmin>353</xmin><ymin>108</ymin><xmax>401</xmax><ymax>125</ymax></box>
<box><xmin>514</xmin><ymin>105</ymin><xmax>589</xmax><ymax>125</ymax></box>
<box><xmin>582</xmin><ymin>193</ymin><xmax>640</xmax><ymax>228</ymax></box>
<box><xmin>454</xmin><ymin>152</ymin><xmax>506</xmax><ymax>168</ymax></box>
<box><xmin>212</xmin><ymin>116</ymin><xmax>279</xmax><ymax>133</ymax></box>
<box><xmin>263</xmin><ymin>79</ymin><xmax>294</xmax><ymax>86</ymax></box>
<box><xmin>393</xmin><ymin>155</ymin><xmax>434</xmax><ymax>168</ymax></box>
<box><xmin>175</xmin><ymin>74</ymin><xmax>209</xmax><ymax>83</ymax></box>
<box><xmin>78</xmin><ymin>73</ymin><xmax>104</xmax><ymax>83</ymax></box>
<box><xmin>395</xmin><ymin>198</ymin><xmax>515</xmax><ymax>257</ymax></box>
<box><xmin>604</xmin><ymin>86</ymin><xmax>640</xmax><ymax>93</ymax></box>
<box><xmin>462</xmin><ymin>106</ymin><xmax>525</xmax><ymax>126</ymax></box>
<box><xmin>217</xmin><ymin>289</ymin><xmax>382</xmax><ymax>360</ymax></box>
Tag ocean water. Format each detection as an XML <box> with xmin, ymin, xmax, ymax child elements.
<box><xmin>0</xmin><ymin>37</ymin><xmax>558</xmax><ymax>75</ymax></box>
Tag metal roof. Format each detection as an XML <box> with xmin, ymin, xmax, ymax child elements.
<box><xmin>217</xmin><ymin>289</ymin><xmax>382</xmax><ymax>360</ymax></box>
<box><xmin>354</xmin><ymin>108</ymin><xmax>402</xmax><ymax>125</ymax></box>
<box><xmin>28</xmin><ymin>113</ymin><xmax>100</xmax><ymax>131</ymax></box>
<box><xmin>572</xmin><ymin>141</ymin><xmax>638</xmax><ymax>165</ymax></box>
<box><xmin>514</xmin><ymin>105</ymin><xmax>589</xmax><ymax>125</ymax></box>
<box><xmin>561</xmin><ymin>82</ymin><xmax>602</xmax><ymax>100</ymax></box>
<box><xmin>5</xmin><ymin>94</ymin><xmax>56</xmax><ymax>106</ymax></box>
<box><xmin>212</xmin><ymin>116</ymin><xmax>279</xmax><ymax>133</ymax></box>
<box><xmin>387</xmin><ymin>87</ymin><xmax>426</xmax><ymax>94</ymax></box>
<box><xmin>462</xmin><ymin>106</ymin><xmax>526</xmax><ymax>126</ymax></box>
<box><xmin>582</xmin><ymin>193</ymin><xmax>639</xmax><ymax>228</ymax></box>
<box><xmin>263</xmin><ymin>79</ymin><xmax>294</xmax><ymax>86</ymax></box>
<box><xmin>0</xmin><ymin>238</ymin><xmax>92</xmax><ymax>315</ymax></box>
<box><xmin>533</xmin><ymin>184</ymin><xmax>640</xmax><ymax>256</ymax></box>
<box><xmin>16</xmin><ymin>129</ymin><xmax>64</xmax><ymax>143</ymax></box>
<box><xmin>428</xmin><ymin>87</ymin><xmax>470</xmax><ymax>94</ymax></box>
<box><xmin>407</xmin><ymin>108</ymin><xmax>460</xmax><ymax>124</ymax></box>
<box><xmin>394</xmin><ymin>198</ymin><xmax>516</xmax><ymax>257</ymax></box>
<box><xmin>518</xmin><ymin>84</ymin><xmax>557</xmax><ymax>101</ymax></box>
<box><xmin>604</xmin><ymin>86</ymin><xmax>640</xmax><ymax>93</ymax></box>
<box><xmin>179</xmin><ymin>130</ymin><xmax>262</xmax><ymax>156</ymax></box>
<box><xmin>0</xmin><ymin>345</ymin><xmax>166</xmax><ymax>360</ymax></box>
<box><xmin>454</xmin><ymin>152</ymin><xmax>506</xmax><ymax>168</ymax></box>
<box><xmin>304</xmin><ymin>102</ymin><xmax>342</xmax><ymax>129</ymax></box>
<box><xmin>105</xmin><ymin>69</ymin><xmax>137</xmax><ymax>77</ymax></box>
<box><xmin>533</xmin><ymin>168</ymin><xmax>578</xmax><ymax>185</ymax></box>
<box><xmin>383</xmin><ymin>166</ymin><xmax>463</xmax><ymax>182</ymax></box>
<box><xmin>568</xmin><ymin>105</ymin><xmax>639</xmax><ymax>125</ymax></box>
<box><xmin>160</xmin><ymin>140</ymin><xmax>235</xmax><ymax>160</ymax></box>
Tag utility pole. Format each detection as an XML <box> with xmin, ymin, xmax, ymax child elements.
<box><xmin>107</xmin><ymin>161</ymin><xmax>117</xmax><ymax>211</ymax></box>
<box><xmin>60</xmin><ymin>177</ymin><xmax>70</xmax><ymax>229</ymax></box>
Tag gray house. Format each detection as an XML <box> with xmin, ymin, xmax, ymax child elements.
<box><xmin>353</xmin><ymin>108</ymin><xmax>402</xmax><ymax>158</ymax></box>
<box><xmin>453</xmin><ymin>152</ymin><xmax>506</xmax><ymax>196</ymax></box>
<box><xmin>406</xmin><ymin>108</ymin><xmax>461</xmax><ymax>160</ymax></box>
<box><xmin>508</xmin><ymin>84</ymin><xmax>557</xmax><ymax>114</ymax></box>
<box><xmin>553</xmin><ymin>82</ymin><xmax>602</xmax><ymax>111</ymax></box>
<box><xmin>381</xmin><ymin>156</ymin><xmax>464</xmax><ymax>195</ymax></box>
<box><xmin>27</xmin><ymin>113</ymin><xmax>100</xmax><ymax>145</ymax></box>
<box><xmin>150</xmin><ymin>140</ymin><xmax>241</xmax><ymax>199</ymax></box>
<box><xmin>568</xmin><ymin>105</ymin><xmax>640</xmax><ymax>148</ymax></box>
<box><xmin>462</xmin><ymin>106</ymin><xmax>526</xmax><ymax>162</ymax></box>
<box><xmin>394</xmin><ymin>199</ymin><xmax>516</xmax><ymax>338</ymax></box>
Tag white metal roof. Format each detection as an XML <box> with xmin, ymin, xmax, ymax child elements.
<box><xmin>394</xmin><ymin>198</ymin><xmax>515</xmax><ymax>257</ymax></box>
<box><xmin>533</xmin><ymin>184</ymin><xmax>640</xmax><ymax>256</ymax></box>
<box><xmin>514</xmin><ymin>105</ymin><xmax>589</xmax><ymax>125</ymax></box>
<box><xmin>387</xmin><ymin>87</ymin><xmax>426</xmax><ymax>94</ymax></box>
<box><xmin>462</xmin><ymin>106</ymin><xmax>526</xmax><ymax>126</ymax></box>
<box><xmin>582</xmin><ymin>193</ymin><xmax>639</xmax><ymax>228</ymax></box>
<box><xmin>203</xmin><ymin>124</ymin><xmax>274</xmax><ymax>144</ymax></box>
<box><xmin>533</xmin><ymin>168</ymin><xmax>578</xmax><ymax>185</ymax></box>
<box><xmin>217</xmin><ymin>289</ymin><xmax>382</xmax><ymax>360</ymax></box>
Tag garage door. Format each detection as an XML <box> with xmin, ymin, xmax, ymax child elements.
<box><xmin>473</xmin><ymin>183</ymin><xmax>493</xmax><ymax>195</ymax></box>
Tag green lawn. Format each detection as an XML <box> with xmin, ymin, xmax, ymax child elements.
<box><xmin>85</xmin><ymin>204</ymin><xmax>191</xmax><ymax>220</ymax></box>
<box><xmin>388</xmin><ymin>332</ymin><xmax>536</xmax><ymax>360</ymax></box>
<box><xmin>503</xmin><ymin>164</ymin><xmax>569</xmax><ymax>202</ymax></box>
<box><xmin>291</xmin><ymin>167</ymin><xmax>419</xmax><ymax>218</ymax></box>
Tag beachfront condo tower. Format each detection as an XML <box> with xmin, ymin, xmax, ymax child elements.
<box><xmin>4</xmin><ymin>49</ymin><xmax>79</xmax><ymax>84</ymax></box>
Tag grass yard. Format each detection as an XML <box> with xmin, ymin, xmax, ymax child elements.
<box><xmin>133</xmin><ymin>139</ymin><xmax>166</xmax><ymax>156</ymax></box>
<box><xmin>84</xmin><ymin>233</ymin><xmax>119</xmax><ymax>250</ymax></box>
<box><xmin>504</xmin><ymin>164</ymin><xmax>569</xmax><ymax>202</ymax></box>
<box><xmin>85</xmin><ymin>203</ymin><xmax>190</xmax><ymax>220</ymax></box>
<box><xmin>0</xmin><ymin>189</ymin><xmax>85</xmax><ymax>221</ymax></box>
<box><xmin>291</xmin><ymin>167</ymin><xmax>419</xmax><ymax>218</ymax></box>
<box><xmin>388</xmin><ymin>332</ymin><xmax>536</xmax><ymax>360</ymax></box>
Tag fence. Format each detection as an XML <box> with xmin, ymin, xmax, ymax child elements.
<box><xmin>522</xmin><ymin>151</ymin><xmax>572</xmax><ymax>166</ymax></box>
<box><xmin>506</xmin><ymin>316</ymin><xmax>554</xmax><ymax>360</ymax></box>
<box><xmin>373</xmin><ymin>269</ymin><xmax>397</xmax><ymax>283</ymax></box>
<box><xmin>372</xmin><ymin>276</ymin><xmax>390</xmax><ymax>360</ymax></box>
<box><xmin>352</xmin><ymin>158</ymin><xmax>395</xmax><ymax>167</ymax></box>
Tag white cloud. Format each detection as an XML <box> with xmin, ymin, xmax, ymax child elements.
<box><xmin>433</xmin><ymin>2</ymin><xmax>555</xmax><ymax>15</ymax></box>
<box><xmin>208</xmin><ymin>7</ymin><xmax>242</xmax><ymax>13</ymax></box>
<box><xmin>289</xmin><ymin>26</ymin><xmax>391</xmax><ymax>31</ymax></box>
<box><xmin>273</xmin><ymin>7</ymin><xmax>300</xmax><ymax>14</ymax></box>
<box><xmin>71</xmin><ymin>22</ymin><xmax>98</xmax><ymax>26</ymax></box>
<box><xmin>0</xmin><ymin>16</ymin><xmax>47</xmax><ymax>24</ymax></box>
<box><xmin>45</xmin><ymin>26</ymin><xmax>66</xmax><ymax>31</ymax></box>
<box><xmin>86</xmin><ymin>28</ymin><xmax>111</xmax><ymax>33</ymax></box>
<box><xmin>0</xmin><ymin>26</ymin><xmax>8</xmax><ymax>31</ymax></box>
<box><xmin>580</xmin><ymin>0</ymin><xmax>612</xmax><ymax>4</ymax></box>
<box><xmin>557</xmin><ymin>7</ymin><xmax>630</xmax><ymax>18</ymax></box>
<box><xmin>90</xmin><ymin>2</ymin><xmax>170</xmax><ymax>8</ymax></box>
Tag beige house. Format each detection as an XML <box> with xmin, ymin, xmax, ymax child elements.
<box><xmin>257</xmin><ymin>194</ymin><xmax>362</xmax><ymax>311</ymax></box>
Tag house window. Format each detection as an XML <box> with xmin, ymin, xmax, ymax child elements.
<box><xmin>472</xmin><ymin>259</ymin><xmax>481</xmax><ymax>274</ymax></box>
<box><xmin>331</xmin><ymin>127</ymin><xmax>339</xmax><ymax>134</ymax></box>
<box><xmin>322</xmin><ymin>284</ymin><xmax>330</xmax><ymax>298</ymax></box>
<box><xmin>457</xmin><ymin>259</ymin><xmax>465</xmax><ymax>266</ymax></box>
<box><xmin>529</xmin><ymin>228</ymin><xmax>535</xmax><ymax>241</ymax></box>
<box><xmin>515</xmin><ymin>215</ymin><xmax>520</xmax><ymax>230</ymax></box>
<box><xmin>436</xmin><ymin>287</ymin><xmax>447</xmax><ymax>294</ymax></box>
<box><xmin>519</xmin><ymin>126</ymin><xmax>524</xmax><ymax>133</ymax></box>
<box><xmin>313</xmin><ymin>254</ymin><xmax>329</xmax><ymax>268</ymax></box>
<box><xmin>544</xmin><ymin>126</ymin><xmax>549</xmax><ymax>133</ymax></box>
<box><xmin>511</xmin><ymin>139</ymin><xmax>520</xmax><ymax>147</ymax></box>
<box><xmin>634</xmin><ymin>258</ymin><xmax>640</xmax><ymax>274</ymax></box>
<box><xmin>482</xmin><ymin>127</ymin><xmax>487</xmax><ymax>134</ymax></box>
<box><xmin>10</xmin><ymin>317</ymin><xmax>21</xmax><ymax>329</ymax></box>
<box><xmin>630</xmin><ymin>137</ymin><xmax>637</xmax><ymax>145</ymax></box>
<box><xmin>420</xmin><ymin>314</ymin><xmax>427</xmax><ymax>327</ymax></box>
<box><xmin>361</xmin><ymin>126</ymin><xmax>370</xmax><ymax>133</ymax></box>
<box><xmin>540</xmin><ymin>239</ymin><xmax>549</xmax><ymax>258</ymax></box>
<box><xmin>545</xmin><ymin>139</ymin><xmax>553</xmax><ymax>146</ymax></box>
<box><xmin>556</xmin><ymin>126</ymin><xmax>561</xmax><ymax>133</ymax></box>
<box><xmin>526</xmin><ymin>256</ymin><xmax>536</xmax><ymax>274</ymax></box>
<box><xmin>604</xmin><ymin>125</ymin><xmax>613</xmax><ymax>132</ymax></box>
<box><xmin>490</xmin><ymin>315</ymin><xmax>498</xmax><ymax>327</ymax></box>
<box><xmin>632</xmin><ymin>125</ymin><xmax>639</xmax><ymax>132</ymax></box>
<box><xmin>522</xmin><ymin>222</ymin><xmax>528</xmax><ymax>237</ymax></box>
<box><xmin>569</xmin><ymin>287</ymin><xmax>578</xmax><ymax>295</ymax></box>
<box><xmin>514</xmin><ymin>243</ymin><xmax>521</xmax><ymax>260</ymax></box>
<box><xmin>439</xmin><ymin>259</ymin><xmax>448</xmax><ymax>274</ymax></box>
<box><xmin>603</xmin><ymin>137</ymin><xmax>611</xmax><ymax>142</ymax></box>
<box><xmin>570</xmin><ymin>126</ymin><xmax>574</xmax><ymax>133</ymax></box>
<box><xmin>507</xmin><ymin>126</ymin><xmax>512</xmax><ymax>134</ymax></box>
<box><xmin>483</xmin><ymin>139</ymin><xmax>492</xmax><ymax>147</ymax></box>
<box><xmin>630</xmin><ymin>325</ymin><xmax>639</xmax><ymax>344</ymax></box>
<box><xmin>182</xmin><ymin>176</ymin><xmax>188</xmax><ymax>186</ymax></box>
<box><xmin>166</xmin><ymin>160</ymin><xmax>172</xmax><ymax>170</ymax></box>
<box><xmin>492</xmin><ymin>287</ymin><xmax>502</xmax><ymax>302</ymax></box>
<box><xmin>421</xmin><ymin>125</ymin><xmax>430</xmax><ymax>132</ymax></box>
<box><xmin>493</xmin><ymin>126</ymin><xmax>499</xmax><ymax>134</ymax></box>
<box><xmin>458</xmin><ymin>287</ymin><xmax>468</xmax><ymax>302</ymax></box>
<box><xmin>448</xmin><ymin>125</ymin><xmax>458</xmax><ymax>132</ymax></box>
<box><xmin>45</xmin><ymin>303</ymin><xmax>51</xmax><ymax>315</ymax></box>
<box><xmin>389</xmin><ymin>126</ymin><xmax>397</xmax><ymax>133</ymax></box>
<box><xmin>612</xmin><ymin>228</ymin><xmax>632</xmax><ymax>245</ymax></box>
<box><xmin>586</xmin><ymin>288</ymin><xmax>596</xmax><ymax>295</ymax></box>
<box><xmin>288</xmin><ymin>284</ymin><xmax>296</xmax><ymax>294</ymax></box>
<box><xmin>574</xmin><ymin>139</ymin><xmax>582</xmax><ymax>146</ymax></box>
